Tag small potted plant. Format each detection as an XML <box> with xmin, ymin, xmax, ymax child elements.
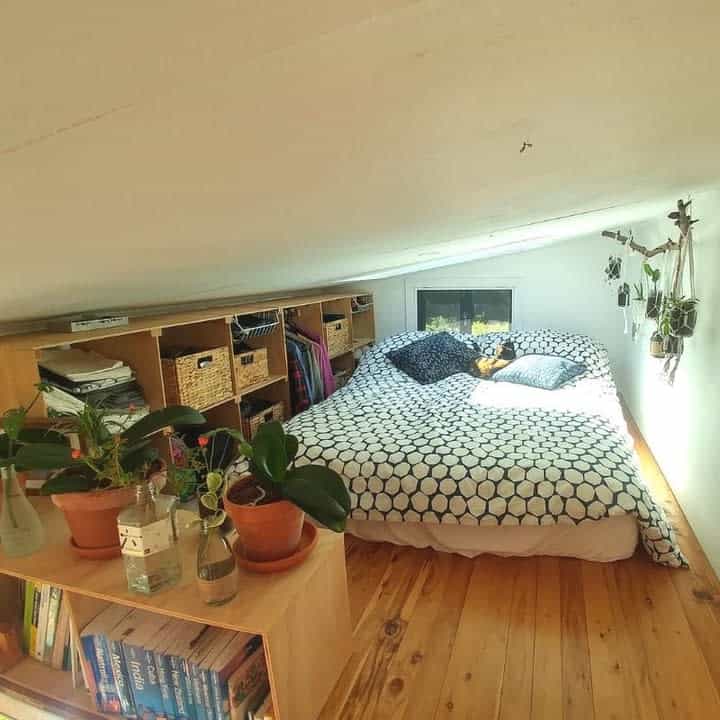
<box><xmin>649</xmin><ymin>330</ymin><xmax>666</xmax><ymax>358</ymax></box>
<box><xmin>658</xmin><ymin>307</ymin><xmax>683</xmax><ymax>356</ymax></box>
<box><xmin>224</xmin><ymin>421</ymin><xmax>350</xmax><ymax>564</ymax></box>
<box><xmin>630</xmin><ymin>281</ymin><xmax>646</xmax><ymax>340</ymax></box>
<box><xmin>16</xmin><ymin>404</ymin><xmax>205</xmax><ymax>558</ymax></box>
<box><xmin>617</xmin><ymin>282</ymin><xmax>630</xmax><ymax>308</ymax></box>
<box><xmin>666</xmin><ymin>296</ymin><xmax>699</xmax><ymax>338</ymax></box>
<box><xmin>643</xmin><ymin>262</ymin><xmax>663</xmax><ymax>319</ymax></box>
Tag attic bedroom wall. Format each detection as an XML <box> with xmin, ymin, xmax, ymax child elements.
<box><xmin>621</xmin><ymin>188</ymin><xmax>720</xmax><ymax>575</ymax></box>
<box><xmin>360</xmin><ymin>231</ymin><xmax>633</xmax><ymax>389</ymax></box>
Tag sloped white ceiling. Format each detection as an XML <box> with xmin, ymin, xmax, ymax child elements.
<box><xmin>2</xmin><ymin>0</ymin><xmax>719</xmax><ymax>321</ymax></box>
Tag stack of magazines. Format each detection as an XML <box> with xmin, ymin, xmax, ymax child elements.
<box><xmin>38</xmin><ymin>348</ymin><xmax>149</xmax><ymax>427</ymax></box>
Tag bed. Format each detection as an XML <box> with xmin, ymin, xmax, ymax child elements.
<box><xmin>286</xmin><ymin>329</ymin><xmax>685</xmax><ymax>567</ymax></box>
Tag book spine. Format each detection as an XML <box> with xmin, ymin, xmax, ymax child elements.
<box><xmin>22</xmin><ymin>581</ymin><xmax>34</xmax><ymax>653</ymax></box>
<box><xmin>34</xmin><ymin>585</ymin><xmax>50</xmax><ymax>661</ymax></box>
<box><xmin>169</xmin><ymin>654</ymin><xmax>194</xmax><ymax>720</ymax></box>
<box><xmin>62</xmin><ymin>622</ymin><xmax>71</xmax><ymax>671</ymax></box>
<box><xmin>44</xmin><ymin>587</ymin><xmax>62</xmax><ymax>662</ymax></box>
<box><xmin>80</xmin><ymin>634</ymin><xmax>103</xmax><ymax>710</ymax></box>
<box><xmin>200</xmin><ymin>668</ymin><xmax>216</xmax><ymax>720</ymax></box>
<box><xmin>211</xmin><ymin>669</ymin><xmax>229</xmax><ymax>720</ymax></box>
<box><xmin>154</xmin><ymin>650</ymin><xmax>179</xmax><ymax>720</ymax></box>
<box><xmin>94</xmin><ymin>634</ymin><xmax>122</xmax><ymax>714</ymax></box>
<box><xmin>29</xmin><ymin>585</ymin><xmax>40</xmax><ymax>657</ymax></box>
<box><xmin>126</xmin><ymin>642</ymin><xmax>167</xmax><ymax>719</ymax></box>
<box><xmin>109</xmin><ymin>638</ymin><xmax>137</xmax><ymax>719</ymax></box>
<box><xmin>187</xmin><ymin>659</ymin><xmax>208</xmax><ymax>720</ymax></box>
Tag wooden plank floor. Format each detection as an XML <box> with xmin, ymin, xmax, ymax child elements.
<box><xmin>319</xmin><ymin>416</ymin><xmax>720</xmax><ymax>719</ymax></box>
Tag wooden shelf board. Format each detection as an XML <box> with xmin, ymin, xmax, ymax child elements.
<box><xmin>328</xmin><ymin>347</ymin><xmax>353</xmax><ymax>360</ymax></box>
<box><xmin>0</xmin><ymin>657</ymin><xmax>110</xmax><ymax>719</ymax></box>
<box><xmin>351</xmin><ymin>305</ymin><xmax>374</xmax><ymax>315</ymax></box>
<box><xmin>237</xmin><ymin>374</ymin><xmax>286</xmax><ymax>396</ymax></box>
<box><xmin>197</xmin><ymin>394</ymin><xmax>239</xmax><ymax>413</ymax></box>
<box><xmin>0</xmin><ymin>499</ymin><xmax>343</xmax><ymax>636</ymax></box>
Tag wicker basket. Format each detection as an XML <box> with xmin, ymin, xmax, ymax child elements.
<box><xmin>235</xmin><ymin>347</ymin><xmax>269</xmax><ymax>390</ymax></box>
<box><xmin>162</xmin><ymin>347</ymin><xmax>233</xmax><ymax>410</ymax></box>
<box><xmin>241</xmin><ymin>401</ymin><xmax>285</xmax><ymax>439</ymax></box>
<box><xmin>324</xmin><ymin>318</ymin><xmax>351</xmax><ymax>357</ymax></box>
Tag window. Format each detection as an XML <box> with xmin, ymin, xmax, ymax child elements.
<box><xmin>417</xmin><ymin>288</ymin><xmax>513</xmax><ymax>335</ymax></box>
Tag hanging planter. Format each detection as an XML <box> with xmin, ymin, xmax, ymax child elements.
<box><xmin>662</xmin><ymin>334</ymin><xmax>683</xmax><ymax>356</ymax></box>
<box><xmin>604</xmin><ymin>256</ymin><xmax>622</xmax><ymax>283</ymax></box>
<box><xmin>666</xmin><ymin>297</ymin><xmax>699</xmax><ymax>338</ymax></box>
<box><xmin>617</xmin><ymin>282</ymin><xmax>630</xmax><ymax>307</ymax></box>
<box><xmin>643</xmin><ymin>263</ymin><xmax>663</xmax><ymax>319</ymax></box>
<box><xmin>649</xmin><ymin>331</ymin><xmax>666</xmax><ymax>358</ymax></box>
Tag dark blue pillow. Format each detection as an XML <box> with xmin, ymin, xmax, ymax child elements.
<box><xmin>386</xmin><ymin>332</ymin><xmax>477</xmax><ymax>384</ymax></box>
<box><xmin>492</xmin><ymin>354</ymin><xmax>586</xmax><ymax>390</ymax></box>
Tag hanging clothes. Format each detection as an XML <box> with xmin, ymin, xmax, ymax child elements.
<box><xmin>286</xmin><ymin>339</ymin><xmax>311</xmax><ymax>414</ymax></box>
<box><xmin>285</xmin><ymin>324</ymin><xmax>336</xmax><ymax>413</ymax></box>
<box><xmin>292</xmin><ymin>327</ymin><xmax>336</xmax><ymax>398</ymax></box>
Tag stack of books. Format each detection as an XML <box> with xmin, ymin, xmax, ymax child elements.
<box><xmin>21</xmin><ymin>582</ymin><xmax>72</xmax><ymax>672</ymax></box>
<box><xmin>38</xmin><ymin>347</ymin><xmax>149</xmax><ymax>426</ymax></box>
<box><xmin>78</xmin><ymin>606</ymin><xmax>274</xmax><ymax>720</ymax></box>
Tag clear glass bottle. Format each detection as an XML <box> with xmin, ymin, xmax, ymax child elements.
<box><xmin>0</xmin><ymin>466</ymin><xmax>45</xmax><ymax>557</ymax></box>
<box><xmin>117</xmin><ymin>482</ymin><xmax>182</xmax><ymax>595</ymax></box>
<box><xmin>196</xmin><ymin>520</ymin><xmax>238</xmax><ymax>606</ymax></box>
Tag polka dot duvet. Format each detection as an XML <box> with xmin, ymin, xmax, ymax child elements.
<box><xmin>287</xmin><ymin>330</ymin><xmax>686</xmax><ymax>567</ymax></box>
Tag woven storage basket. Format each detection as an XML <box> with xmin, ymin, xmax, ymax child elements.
<box><xmin>241</xmin><ymin>401</ymin><xmax>285</xmax><ymax>439</ymax></box>
<box><xmin>324</xmin><ymin>318</ymin><xmax>351</xmax><ymax>357</ymax></box>
<box><xmin>235</xmin><ymin>347</ymin><xmax>269</xmax><ymax>390</ymax></box>
<box><xmin>162</xmin><ymin>347</ymin><xmax>233</xmax><ymax>410</ymax></box>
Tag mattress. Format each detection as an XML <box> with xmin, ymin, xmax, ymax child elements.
<box><xmin>347</xmin><ymin>514</ymin><xmax>639</xmax><ymax>562</ymax></box>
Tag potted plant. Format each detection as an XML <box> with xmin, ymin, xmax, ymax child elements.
<box><xmin>643</xmin><ymin>262</ymin><xmax>663</xmax><ymax>319</ymax></box>
<box><xmin>224</xmin><ymin>421</ymin><xmax>350</xmax><ymax>563</ymax></box>
<box><xmin>617</xmin><ymin>282</ymin><xmax>630</xmax><ymax>308</ymax></box>
<box><xmin>658</xmin><ymin>306</ymin><xmax>683</xmax><ymax>356</ymax></box>
<box><xmin>665</xmin><ymin>296</ymin><xmax>699</xmax><ymax>338</ymax></box>
<box><xmin>649</xmin><ymin>330</ymin><xmax>666</xmax><ymax>358</ymax></box>
<box><xmin>16</xmin><ymin>404</ymin><xmax>205</xmax><ymax>558</ymax></box>
<box><xmin>0</xmin><ymin>384</ymin><xmax>68</xmax><ymax>557</ymax></box>
<box><xmin>630</xmin><ymin>281</ymin><xmax>646</xmax><ymax>340</ymax></box>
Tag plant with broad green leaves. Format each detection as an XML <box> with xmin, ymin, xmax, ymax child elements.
<box><xmin>231</xmin><ymin>421</ymin><xmax>351</xmax><ymax>532</ymax></box>
<box><xmin>13</xmin><ymin>404</ymin><xmax>207</xmax><ymax>494</ymax></box>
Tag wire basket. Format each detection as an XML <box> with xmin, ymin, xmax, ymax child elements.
<box><xmin>351</xmin><ymin>295</ymin><xmax>373</xmax><ymax>313</ymax></box>
<box><xmin>231</xmin><ymin>310</ymin><xmax>280</xmax><ymax>342</ymax></box>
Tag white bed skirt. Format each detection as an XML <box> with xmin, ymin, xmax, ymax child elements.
<box><xmin>346</xmin><ymin>515</ymin><xmax>639</xmax><ymax>563</ymax></box>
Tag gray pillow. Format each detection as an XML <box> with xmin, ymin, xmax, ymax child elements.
<box><xmin>492</xmin><ymin>354</ymin><xmax>586</xmax><ymax>390</ymax></box>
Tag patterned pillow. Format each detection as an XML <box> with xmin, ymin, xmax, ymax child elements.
<box><xmin>492</xmin><ymin>354</ymin><xmax>586</xmax><ymax>390</ymax></box>
<box><xmin>386</xmin><ymin>332</ymin><xmax>478</xmax><ymax>384</ymax></box>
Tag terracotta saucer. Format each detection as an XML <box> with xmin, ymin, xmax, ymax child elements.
<box><xmin>233</xmin><ymin>522</ymin><xmax>318</xmax><ymax>574</ymax></box>
<box><xmin>69</xmin><ymin>537</ymin><xmax>121</xmax><ymax>560</ymax></box>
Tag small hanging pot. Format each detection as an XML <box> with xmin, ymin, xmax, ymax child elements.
<box><xmin>645</xmin><ymin>291</ymin><xmax>663</xmax><ymax>319</ymax></box>
<box><xmin>662</xmin><ymin>334</ymin><xmax>683</xmax><ymax>356</ymax></box>
<box><xmin>649</xmin><ymin>332</ymin><xmax>666</xmax><ymax>358</ymax></box>
<box><xmin>669</xmin><ymin>300</ymin><xmax>699</xmax><ymax>338</ymax></box>
<box><xmin>604</xmin><ymin>256</ymin><xmax>622</xmax><ymax>283</ymax></box>
<box><xmin>617</xmin><ymin>283</ymin><xmax>630</xmax><ymax>308</ymax></box>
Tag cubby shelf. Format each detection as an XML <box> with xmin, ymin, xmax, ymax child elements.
<box><xmin>0</xmin><ymin>499</ymin><xmax>351</xmax><ymax>720</ymax></box>
<box><xmin>0</xmin><ymin>290</ymin><xmax>374</xmax><ymax>720</ymax></box>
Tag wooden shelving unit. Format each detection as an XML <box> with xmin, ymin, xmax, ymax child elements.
<box><xmin>0</xmin><ymin>500</ymin><xmax>352</xmax><ymax>720</ymax></box>
<box><xmin>0</xmin><ymin>289</ymin><xmax>373</xmax><ymax>720</ymax></box>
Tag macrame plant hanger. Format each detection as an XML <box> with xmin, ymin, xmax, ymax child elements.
<box><xmin>602</xmin><ymin>198</ymin><xmax>699</xmax><ymax>385</ymax></box>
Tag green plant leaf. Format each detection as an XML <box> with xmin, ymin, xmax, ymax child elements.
<box><xmin>251</xmin><ymin>421</ymin><xmax>288</xmax><ymax>483</ymax></box>
<box><xmin>1</xmin><ymin>409</ymin><xmax>26</xmax><ymax>442</ymax></box>
<box><xmin>14</xmin><ymin>442</ymin><xmax>78</xmax><ymax>470</ymax></box>
<box><xmin>239</xmin><ymin>441</ymin><xmax>254</xmax><ymax>459</ymax></box>
<box><xmin>41</xmin><ymin>468</ymin><xmax>100</xmax><ymax>495</ymax></box>
<box><xmin>121</xmin><ymin>405</ymin><xmax>206</xmax><ymax>444</ymax></box>
<box><xmin>206</xmin><ymin>510</ymin><xmax>226</xmax><ymax>528</ymax></box>
<box><xmin>206</xmin><ymin>471</ymin><xmax>223</xmax><ymax>493</ymax></box>
<box><xmin>121</xmin><ymin>441</ymin><xmax>159</xmax><ymax>473</ymax></box>
<box><xmin>283</xmin><ymin>465</ymin><xmax>351</xmax><ymax>531</ymax></box>
<box><xmin>285</xmin><ymin>434</ymin><xmax>299</xmax><ymax>463</ymax></box>
<box><xmin>200</xmin><ymin>492</ymin><xmax>218</xmax><ymax>511</ymax></box>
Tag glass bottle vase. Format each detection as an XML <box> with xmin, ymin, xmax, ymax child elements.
<box><xmin>196</xmin><ymin>521</ymin><xmax>239</xmax><ymax>606</ymax></box>
<box><xmin>0</xmin><ymin>465</ymin><xmax>45</xmax><ymax>557</ymax></box>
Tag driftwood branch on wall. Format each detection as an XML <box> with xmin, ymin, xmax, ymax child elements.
<box><xmin>600</xmin><ymin>230</ymin><xmax>676</xmax><ymax>258</ymax></box>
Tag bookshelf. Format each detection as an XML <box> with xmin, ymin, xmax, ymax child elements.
<box><xmin>0</xmin><ymin>289</ymin><xmax>374</xmax><ymax>719</ymax></box>
<box><xmin>0</xmin><ymin>499</ymin><xmax>352</xmax><ymax>720</ymax></box>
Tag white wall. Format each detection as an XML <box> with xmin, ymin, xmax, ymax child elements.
<box><xmin>359</xmin><ymin>195</ymin><xmax>720</xmax><ymax>573</ymax></box>
<box><xmin>360</xmin><ymin>231</ymin><xmax>634</xmax><ymax>392</ymax></box>
<box><xmin>620</xmin><ymin>189</ymin><xmax>720</xmax><ymax>574</ymax></box>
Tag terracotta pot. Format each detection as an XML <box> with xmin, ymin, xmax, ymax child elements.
<box><xmin>50</xmin><ymin>465</ymin><xmax>167</xmax><ymax>555</ymax></box>
<box><xmin>225</xmin><ymin>478</ymin><xmax>304</xmax><ymax>562</ymax></box>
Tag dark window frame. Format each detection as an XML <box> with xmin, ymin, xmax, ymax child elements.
<box><xmin>416</xmin><ymin>288</ymin><xmax>514</xmax><ymax>335</ymax></box>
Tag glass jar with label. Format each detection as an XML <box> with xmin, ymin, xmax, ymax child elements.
<box><xmin>117</xmin><ymin>482</ymin><xmax>182</xmax><ymax>595</ymax></box>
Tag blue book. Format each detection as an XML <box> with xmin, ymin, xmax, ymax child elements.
<box><xmin>120</xmin><ymin>611</ymin><xmax>173</xmax><ymax>719</ymax></box>
<box><xmin>163</xmin><ymin>621</ymin><xmax>211</xmax><ymax>720</ymax></box>
<box><xmin>186</xmin><ymin>627</ymin><xmax>225</xmax><ymax>720</ymax></box>
<box><xmin>108</xmin><ymin>633</ymin><xmax>137</xmax><ymax>718</ymax></box>
<box><xmin>150</xmin><ymin>622</ymin><xmax>183</xmax><ymax>720</ymax></box>
<box><xmin>206</xmin><ymin>633</ymin><xmax>259</xmax><ymax>720</ymax></box>
<box><xmin>197</xmin><ymin>631</ymin><xmax>238</xmax><ymax>720</ymax></box>
<box><xmin>80</xmin><ymin>604</ymin><xmax>134</xmax><ymax>714</ymax></box>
